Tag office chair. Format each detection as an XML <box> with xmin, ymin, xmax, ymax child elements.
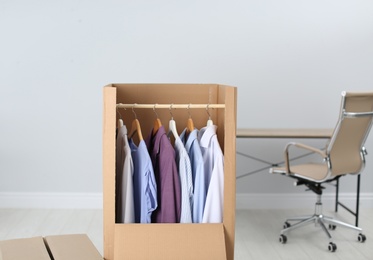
<box><xmin>270</xmin><ymin>91</ymin><xmax>373</xmax><ymax>252</ymax></box>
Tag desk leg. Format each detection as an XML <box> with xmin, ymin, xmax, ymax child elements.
<box><xmin>356</xmin><ymin>175</ymin><xmax>360</xmax><ymax>227</ymax></box>
<box><xmin>335</xmin><ymin>178</ymin><xmax>339</xmax><ymax>213</ymax></box>
<box><xmin>335</xmin><ymin>175</ymin><xmax>360</xmax><ymax>227</ymax></box>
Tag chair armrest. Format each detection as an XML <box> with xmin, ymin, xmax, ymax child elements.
<box><xmin>284</xmin><ymin>142</ymin><xmax>327</xmax><ymax>174</ymax></box>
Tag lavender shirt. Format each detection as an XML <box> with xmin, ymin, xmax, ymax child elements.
<box><xmin>146</xmin><ymin>126</ymin><xmax>181</xmax><ymax>223</ymax></box>
<box><xmin>129</xmin><ymin>139</ymin><xmax>157</xmax><ymax>223</ymax></box>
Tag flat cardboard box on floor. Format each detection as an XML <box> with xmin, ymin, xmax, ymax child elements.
<box><xmin>0</xmin><ymin>236</ymin><xmax>50</xmax><ymax>260</ymax></box>
<box><xmin>103</xmin><ymin>84</ymin><xmax>237</xmax><ymax>260</ymax></box>
<box><xmin>0</xmin><ymin>234</ymin><xmax>102</xmax><ymax>260</ymax></box>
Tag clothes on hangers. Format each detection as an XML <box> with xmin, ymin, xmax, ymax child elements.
<box><xmin>129</xmin><ymin>139</ymin><xmax>158</xmax><ymax>223</ymax></box>
<box><xmin>115</xmin><ymin>125</ymin><xmax>135</xmax><ymax>223</ymax></box>
<box><xmin>114</xmin><ymin>106</ymin><xmax>224</xmax><ymax>224</ymax></box>
<box><xmin>174</xmin><ymin>136</ymin><xmax>193</xmax><ymax>223</ymax></box>
<box><xmin>198</xmin><ymin>125</ymin><xmax>224</xmax><ymax>223</ymax></box>
<box><xmin>180</xmin><ymin>128</ymin><xmax>206</xmax><ymax>223</ymax></box>
<box><xmin>146</xmin><ymin>125</ymin><xmax>181</xmax><ymax>223</ymax></box>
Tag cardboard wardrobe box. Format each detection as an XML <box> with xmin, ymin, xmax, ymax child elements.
<box><xmin>0</xmin><ymin>234</ymin><xmax>102</xmax><ymax>260</ymax></box>
<box><xmin>103</xmin><ymin>84</ymin><xmax>237</xmax><ymax>260</ymax></box>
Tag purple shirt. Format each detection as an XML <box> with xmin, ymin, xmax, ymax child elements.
<box><xmin>146</xmin><ymin>126</ymin><xmax>181</xmax><ymax>223</ymax></box>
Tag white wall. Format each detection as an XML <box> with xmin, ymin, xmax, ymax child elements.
<box><xmin>1</xmin><ymin>1</ymin><xmax>373</xmax><ymax>206</ymax></box>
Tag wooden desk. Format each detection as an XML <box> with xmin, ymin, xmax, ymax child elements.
<box><xmin>236</xmin><ymin>128</ymin><xmax>333</xmax><ymax>178</ymax></box>
<box><xmin>236</xmin><ymin>128</ymin><xmax>360</xmax><ymax>226</ymax></box>
<box><xmin>236</xmin><ymin>128</ymin><xmax>333</xmax><ymax>139</ymax></box>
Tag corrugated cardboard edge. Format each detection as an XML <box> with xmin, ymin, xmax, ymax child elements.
<box><xmin>44</xmin><ymin>234</ymin><xmax>102</xmax><ymax>260</ymax></box>
<box><xmin>221</xmin><ymin>85</ymin><xmax>237</xmax><ymax>260</ymax></box>
<box><xmin>103</xmin><ymin>86</ymin><xmax>117</xmax><ymax>260</ymax></box>
<box><xmin>0</xmin><ymin>237</ymin><xmax>51</xmax><ymax>260</ymax></box>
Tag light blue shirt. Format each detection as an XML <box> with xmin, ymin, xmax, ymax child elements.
<box><xmin>180</xmin><ymin>129</ymin><xmax>206</xmax><ymax>223</ymax></box>
<box><xmin>174</xmin><ymin>136</ymin><xmax>193</xmax><ymax>223</ymax></box>
<box><xmin>129</xmin><ymin>139</ymin><xmax>157</xmax><ymax>223</ymax></box>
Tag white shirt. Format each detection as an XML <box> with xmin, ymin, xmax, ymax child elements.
<box><xmin>174</xmin><ymin>137</ymin><xmax>193</xmax><ymax>223</ymax></box>
<box><xmin>198</xmin><ymin>125</ymin><xmax>224</xmax><ymax>223</ymax></box>
<box><xmin>116</xmin><ymin>125</ymin><xmax>135</xmax><ymax>223</ymax></box>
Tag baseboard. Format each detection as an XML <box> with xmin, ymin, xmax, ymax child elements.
<box><xmin>0</xmin><ymin>192</ymin><xmax>103</xmax><ymax>209</ymax></box>
<box><xmin>1</xmin><ymin>192</ymin><xmax>372</xmax><ymax>210</ymax></box>
<box><xmin>236</xmin><ymin>192</ymin><xmax>373</xmax><ymax>210</ymax></box>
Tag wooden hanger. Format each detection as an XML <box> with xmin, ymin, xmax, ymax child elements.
<box><xmin>187</xmin><ymin>118</ymin><xmax>194</xmax><ymax>132</ymax></box>
<box><xmin>152</xmin><ymin>104</ymin><xmax>162</xmax><ymax>135</ymax></box>
<box><xmin>129</xmin><ymin>118</ymin><xmax>143</xmax><ymax>141</ymax></box>
<box><xmin>128</xmin><ymin>105</ymin><xmax>143</xmax><ymax>141</ymax></box>
<box><xmin>153</xmin><ymin>118</ymin><xmax>162</xmax><ymax>135</ymax></box>
<box><xmin>186</xmin><ymin>104</ymin><xmax>195</xmax><ymax>133</ymax></box>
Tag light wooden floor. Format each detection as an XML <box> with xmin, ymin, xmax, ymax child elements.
<box><xmin>0</xmin><ymin>208</ymin><xmax>371</xmax><ymax>259</ymax></box>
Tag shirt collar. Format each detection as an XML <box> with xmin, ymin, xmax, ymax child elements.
<box><xmin>118</xmin><ymin>125</ymin><xmax>127</xmax><ymax>136</ymax></box>
<box><xmin>146</xmin><ymin>125</ymin><xmax>166</xmax><ymax>154</ymax></box>
<box><xmin>119</xmin><ymin>125</ymin><xmax>130</xmax><ymax>147</ymax></box>
<box><xmin>180</xmin><ymin>128</ymin><xmax>198</xmax><ymax>152</ymax></box>
<box><xmin>198</xmin><ymin>125</ymin><xmax>217</xmax><ymax>148</ymax></box>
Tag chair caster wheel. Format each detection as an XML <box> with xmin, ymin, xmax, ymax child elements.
<box><xmin>358</xmin><ymin>233</ymin><xmax>366</xmax><ymax>242</ymax></box>
<box><xmin>283</xmin><ymin>222</ymin><xmax>291</xmax><ymax>229</ymax></box>
<box><xmin>279</xmin><ymin>234</ymin><xmax>287</xmax><ymax>244</ymax></box>
<box><xmin>328</xmin><ymin>224</ymin><xmax>336</xmax><ymax>230</ymax></box>
<box><xmin>328</xmin><ymin>242</ymin><xmax>337</xmax><ymax>252</ymax></box>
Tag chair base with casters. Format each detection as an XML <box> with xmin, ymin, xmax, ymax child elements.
<box><xmin>277</xmin><ymin>179</ymin><xmax>366</xmax><ymax>252</ymax></box>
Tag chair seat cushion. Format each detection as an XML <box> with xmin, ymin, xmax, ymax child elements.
<box><xmin>271</xmin><ymin>163</ymin><xmax>329</xmax><ymax>182</ymax></box>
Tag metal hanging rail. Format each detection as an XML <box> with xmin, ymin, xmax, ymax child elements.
<box><xmin>116</xmin><ymin>103</ymin><xmax>226</xmax><ymax>109</ymax></box>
